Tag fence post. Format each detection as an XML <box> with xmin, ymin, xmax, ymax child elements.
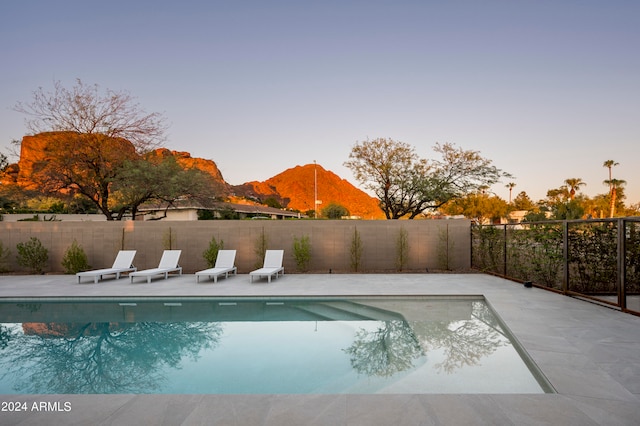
<box><xmin>503</xmin><ymin>224</ymin><xmax>507</xmax><ymax>276</ymax></box>
<box><xmin>618</xmin><ymin>218</ymin><xmax>627</xmax><ymax>310</ymax></box>
<box><xmin>470</xmin><ymin>225</ymin><xmax>474</xmax><ymax>269</ymax></box>
<box><xmin>562</xmin><ymin>221</ymin><xmax>569</xmax><ymax>294</ymax></box>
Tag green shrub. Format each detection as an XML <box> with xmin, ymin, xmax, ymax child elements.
<box><xmin>162</xmin><ymin>227</ymin><xmax>175</xmax><ymax>250</ymax></box>
<box><xmin>254</xmin><ymin>228</ymin><xmax>268</xmax><ymax>268</ymax></box>
<box><xmin>61</xmin><ymin>240</ymin><xmax>90</xmax><ymax>274</ymax></box>
<box><xmin>350</xmin><ymin>227</ymin><xmax>363</xmax><ymax>272</ymax></box>
<box><xmin>396</xmin><ymin>227</ymin><xmax>408</xmax><ymax>271</ymax></box>
<box><xmin>437</xmin><ymin>225</ymin><xmax>454</xmax><ymax>271</ymax></box>
<box><xmin>292</xmin><ymin>235</ymin><xmax>311</xmax><ymax>272</ymax></box>
<box><xmin>322</xmin><ymin>202</ymin><xmax>349</xmax><ymax>219</ymax></box>
<box><xmin>16</xmin><ymin>237</ymin><xmax>49</xmax><ymax>274</ymax></box>
<box><xmin>203</xmin><ymin>236</ymin><xmax>224</xmax><ymax>268</ymax></box>
<box><xmin>197</xmin><ymin>210</ymin><xmax>216</xmax><ymax>220</ymax></box>
<box><xmin>18</xmin><ymin>214</ymin><xmax>41</xmax><ymax>222</ymax></box>
<box><xmin>0</xmin><ymin>240</ymin><xmax>11</xmax><ymax>272</ymax></box>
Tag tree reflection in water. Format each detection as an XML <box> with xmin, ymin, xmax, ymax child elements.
<box><xmin>0</xmin><ymin>321</ymin><xmax>222</xmax><ymax>394</ymax></box>
<box><xmin>343</xmin><ymin>320</ymin><xmax>423</xmax><ymax>377</ymax></box>
<box><xmin>0</xmin><ymin>325</ymin><xmax>16</xmax><ymax>350</ymax></box>
<box><xmin>344</xmin><ymin>301</ymin><xmax>507</xmax><ymax>377</ymax></box>
<box><xmin>416</xmin><ymin>301</ymin><xmax>508</xmax><ymax>373</ymax></box>
<box><xmin>0</xmin><ymin>299</ymin><xmax>514</xmax><ymax>392</ymax></box>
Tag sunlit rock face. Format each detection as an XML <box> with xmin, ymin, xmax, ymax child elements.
<box><xmin>16</xmin><ymin>132</ymin><xmax>136</xmax><ymax>190</ymax></box>
<box><xmin>232</xmin><ymin>164</ymin><xmax>385</xmax><ymax>219</ymax></box>
<box><xmin>146</xmin><ymin>148</ymin><xmax>227</xmax><ymax>183</ymax></box>
<box><xmin>10</xmin><ymin>134</ymin><xmax>381</xmax><ymax>217</ymax></box>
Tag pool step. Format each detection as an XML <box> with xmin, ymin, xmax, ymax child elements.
<box><xmin>294</xmin><ymin>301</ymin><xmax>404</xmax><ymax>321</ymax></box>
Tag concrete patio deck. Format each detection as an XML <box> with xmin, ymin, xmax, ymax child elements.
<box><xmin>1</xmin><ymin>272</ymin><xmax>639</xmax><ymax>425</ymax></box>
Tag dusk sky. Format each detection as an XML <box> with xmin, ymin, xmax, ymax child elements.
<box><xmin>1</xmin><ymin>1</ymin><xmax>639</xmax><ymax>204</ymax></box>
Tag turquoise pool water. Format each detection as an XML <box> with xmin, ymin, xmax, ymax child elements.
<box><xmin>0</xmin><ymin>296</ymin><xmax>553</xmax><ymax>394</ymax></box>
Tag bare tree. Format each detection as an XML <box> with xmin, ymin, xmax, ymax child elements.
<box><xmin>13</xmin><ymin>80</ymin><xmax>169</xmax><ymax>220</ymax></box>
<box><xmin>0</xmin><ymin>151</ymin><xmax>8</xmax><ymax>172</ymax></box>
<box><xmin>25</xmin><ymin>132</ymin><xmax>138</xmax><ymax>219</ymax></box>
<box><xmin>14</xmin><ymin>79</ymin><xmax>167</xmax><ymax>153</ymax></box>
<box><xmin>344</xmin><ymin>137</ymin><xmax>423</xmax><ymax>219</ymax></box>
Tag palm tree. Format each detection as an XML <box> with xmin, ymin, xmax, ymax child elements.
<box><xmin>505</xmin><ymin>182</ymin><xmax>516</xmax><ymax>204</ymax></box>
<box><xmin>564</xmin><ymin>178</ymin><xmax>586</xmax><ymax>200</ymax></box>
<box><xmin>603</xmin><ymin>160</ymin><xmax>619</xmax><ymax>194</ymax></box>
<box><xmin>603</xmin><ymin>178</ymin><xmax>626</xmax><ymax>217</ymax></box>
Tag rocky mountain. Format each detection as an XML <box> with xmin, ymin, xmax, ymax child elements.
<box><xmin>146</xmin><ymin>148</ymin><xmax>227</xmax><ymax>184</ymax></box>
<box><xmin>232</xmin><ymin>164</ymin><xmax>384</xmax><ymax>219</ymax></box>
<box><xmin>6</xmin><ymin>132</ymin><xmax>384</xmax><ymax>218</ymax></box>
<box><xmin>11</xmin><ymin>132</ymin><xmax>229</xmax><ymax>192</ymax></box>
<box><xmin>15</xmin><ymin>132</ymin><xmax>139</xmax><ymax>189</ymax></box>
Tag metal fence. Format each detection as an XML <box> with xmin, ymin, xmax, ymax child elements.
<box><xmin>471</xmin><ymin>218</ymin><xmax>640</xmax><ymax>316</ymax></box>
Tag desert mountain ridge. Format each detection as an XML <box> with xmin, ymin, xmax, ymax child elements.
<box><xmin>231</xmin><ymin>164</ymin><xmax>385</xmax><ymax>219</ymax></box>
<box><xmin>4</xmin><ymin>132</ymin><xmax>385</xmax><ymax>219</ymax></box>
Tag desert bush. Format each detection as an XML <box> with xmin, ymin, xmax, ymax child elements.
<box><xmin>16</xmin><ymin>237</ymin><xmax>49</xmax><ymax>274</ymax></box>
<box><xmin>203</xmin><ymin>236</ymin><xmax>224</xmax><ymax>268</ymax></box>
<box><xmin>471</xmin><ymin>225</ymin><xmax>504</xmax><ymax>273</ymax></box>
<box><xmin>18</xmin><ymin>215</ymin><xmax>41</xmax><ymax>222</ymax></box>
<box><xmin>436</xmin><ymin>225</ymin><xmax>453</xmax><ymax>271</ymax></box>
<box><xmin>396</xmin><ymin>227</ymin><xmax>409</xmax><ymax>271</ymax></box>
<box><xmin>0</xmin><ymin>240</ymin><xmax>11</xmax><ymax>272</ymax></box>
<box><xmin>350</xmin><ymin>227</ymin><xmax>363</xmax><ymax>272</ymax></box>
<box><xmin>509</xmin><ymin>224</ymin><xmax>563</xmax><ymax>288</ymax></box>
<box><xmin>61</xmin><ymin>239</ymin><xmax>90</xmax><ymax>274</ymax></box>
<box><xmin>254</xmin><ymin>228</ymin><xmax>268</xmax><ymax>268</ymax></box>
<box><xmin>292</xmin><ymin>235</ymin><xmax>311</xmax><ymax>272</ymax></box>
<box><xmin>322</xmin><ymin>202</ymin><xmax>349</xmax><ymax>219</ymax></box>
<box><xmin>568</xmin><ymin>222</ymin><xmax>617</xmax><ymax>293</ymax></box>
<box><xmin>162</xmin><ymin>227</ymin><xmax>176</xmax><ymax>250</ymax></box>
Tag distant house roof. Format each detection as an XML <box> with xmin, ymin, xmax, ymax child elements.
<box><xmin>137</xmin><ymin>199</ymin><xmax>303</xmax><ymax>219</ymax></box>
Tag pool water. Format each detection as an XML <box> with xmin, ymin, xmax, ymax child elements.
<box><xmin>0</xmin><ymin>296</ymin><xmax>553</xmax><ymax>394</ymax></box>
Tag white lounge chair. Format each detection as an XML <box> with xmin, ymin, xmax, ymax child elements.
<box><xmin>76</xmin><ymin>250</ymin><xmax>137</xmax><ymax>284</ymax></box>
<box><xmin>130</xmin><ymin>250</ymin><xmax>182</xmax><ymax>283</ymax></box>
<box><xmin>250</xmin><ymin>250</ymin><xmax>284</xmax><ymax>283</ymax></box>
<box><xmin>195</xmin><ymin>250</ymin><xmax>237</xmax><ymax>283</ymax></box>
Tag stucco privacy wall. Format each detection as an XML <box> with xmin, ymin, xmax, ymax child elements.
<box><xmin>0</xmin><ymin>220</ymin><xmax>470</xmax><ymax>273</ymax></box>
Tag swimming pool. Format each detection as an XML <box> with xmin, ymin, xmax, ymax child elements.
<box><xmin>0</xmin><ymin>296</ymin><xmax>553</xmax><ymax>394</ymax></box>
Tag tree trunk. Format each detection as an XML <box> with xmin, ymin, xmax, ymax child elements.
<box><xmin>609</xmin><ymin>188</ymin><xmax>616</xmax><ymax>218</ymax></box>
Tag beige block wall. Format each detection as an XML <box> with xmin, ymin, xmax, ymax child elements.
<box><xmin>0</xmin><ymin>220</ymin><xmax>471</xmax><ymax>273</ymax></box>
